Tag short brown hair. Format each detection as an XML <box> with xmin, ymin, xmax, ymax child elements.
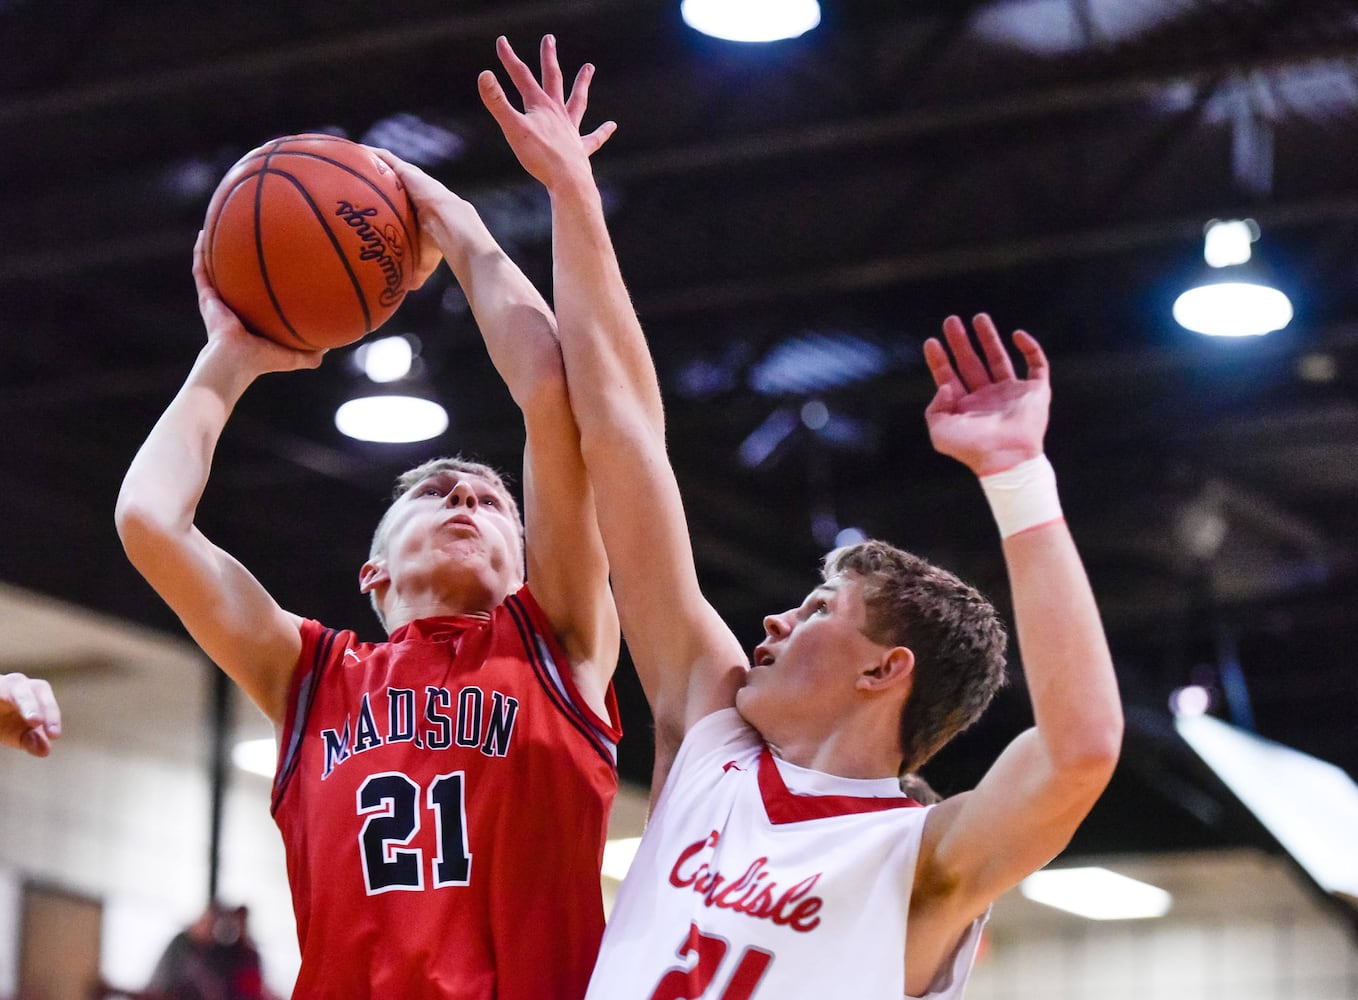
<box><xmin>823</xmin><ymin>539</ymin><xmax>1008</xmax><ymax>774</ymax></box>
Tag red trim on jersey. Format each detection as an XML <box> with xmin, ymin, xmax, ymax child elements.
<box><xmin>757</xmin><ymin>749</ymin><xmax>923</xmax><ymax>824</ymax></box>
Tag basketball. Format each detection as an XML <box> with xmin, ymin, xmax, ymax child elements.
<box><xmin>202</xmin><ymin>133</ymin><xmax>419</xmax><ymax>350</ymax></box>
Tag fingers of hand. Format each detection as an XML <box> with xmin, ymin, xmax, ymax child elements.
<box><xmin>539</xmin><ymin>34</ymin><xmax>566</xmax><ymax>105</ymax></box>
<box><xmin>495</xmin><ymin>35</ymin><xmax>544</xmax><ymax>104</ymax></box>
<box><xmin>583</xmin><ymin>120</ymin><xmax>617</xmax><ymax>156</ymax></box>
<box><xmin>477</xmin><ymin>70</ymin><xmax>516</xmax><ymax>125</ymax></box>
<box><xmin>922</xmin><ymin>336</ymin><xmax>961</xmax><ymax>391</ymax></box>
<box><xmin>21</xmin><ymin>728</ymin><xmax>51</xmax><ymax>758</ymax></box>
<box><xmin>941</xmin><ymin>314</ymin><xmax>993</xmax><ymax>392</ymax></box>
<box><xmin>972</xmin><ymin>313</ymin><xmax>1018</xmax><ymax>382</ymax></box>
<box><xmin>2</xmin><ymin>673</ymin><xmax>59</xmax><ymax>736</ymax></box>
<box><xmin>924</xmin><ymin>380</ymin><xmax>960</xmax><ymax>420</ymax></box>
<box><xmin>565</xmin><ymin>63</ymin><xmax>595</xmax><ymax>127</ymax></box>
<box><xmin>1012</xmin><ymin>329</ymin><xmax>1050</xmax><ymax>382</ymax></box>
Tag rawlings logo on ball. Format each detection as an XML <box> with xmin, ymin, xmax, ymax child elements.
<box><xmin>334</xmin><ymin>200</ymin><xmax>407</xmax><ymax>308</ymax></box>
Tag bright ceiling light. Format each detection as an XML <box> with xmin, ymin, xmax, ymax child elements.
<box><xmin>1202</xmin><ymin>218</ymin><xmax>1256</xmax><ymax>268</ymax></box>
<box><xmin>232</xmin><ymin>737</ymin><xmax>277</xmax><ymax>778</ymax></box>
<box><xmin>1169</xmin><ymin>684</ymin><xmax>1212</xmax><ymax>718</ymax></box>
<box><xmin>1177</xmin><ymin>713</ymin><xmax>1358</xmax><ymax>900</ymax></box>
<box><xmin>335</xmin><ymin>394</ymin><xmax>448</xmax><ymax>444</ymax></box>
<box><xmin>680</xmin><ymin>0</ymin><xmax>821</xmax><ymax>42</ymax></box>
<box><xmin>1174</xmin><ymin>218</ymin><xmax>1293</xmax><ymax>337</ymax></box>
<box><xmin>1173</xmin><ymin>281</ymin><xmax>1293</xmax><ymax>338</ymax></box>
<box><xmin>356</xmin><ymin>335</ymin><xmax>414</xmax><ymax>383</ymax></box>
<box><xmin>1021</xmin><ymin>867</ymin><xmax>1173</xmax><ymax>920</ymax></box>
<box><xmin>601</xmin><ymin>836</ymin><xmax>643</xmax><ymax>882</ymax></box>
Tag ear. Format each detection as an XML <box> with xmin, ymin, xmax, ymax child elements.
<box><xmin>857</xmin><ymin>646</ymin><xmax>915</xmax><ymax>693</ymax></box>
<box><xmin>359</xmin><ymin>558</ymin><xmax>389</xmax><ymax>596</ymax></box>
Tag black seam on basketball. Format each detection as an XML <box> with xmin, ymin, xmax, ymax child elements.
<box><xmin>260</xmin><ymin>165</ymin><xmax>375</xmax><ymax>334</ymax></box>
<box><xmin>254</xmin><ymin>150</ymin><xmax>317</xmax><ymax>350</ymax></box>
<box><xmin>259</xmin><ymin>150</ymin><xmax>415</xmax><ymax>252</ymax></box>
<box><xmin>228</xmin><ymin>142</ymin><xmax>408</xmax><ymax>234</ymax></box>
<box><xmin>231</xmin><ymin>134</ymin><xmax>354</xmax><ymax>168</ymax></box>
<box><xmin>205</xmin><ymin>172</ymin><xmax>261</xmax><ymax>299</ymax></box>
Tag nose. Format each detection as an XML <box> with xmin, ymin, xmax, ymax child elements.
<box><xmin>763</xmin><ymin>610</ymin><xmax>792</xmax><ymax>639</ymax></box>
<box><xmin>445</xmin><ymin>480</ymin><xmax>478</xmax><ymax>509</ymax></box>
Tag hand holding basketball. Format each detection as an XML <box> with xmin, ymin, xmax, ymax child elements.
<box><xmin>193</xmin><ymin>232</ymin><xmax>326</xmax><ymax>376</ymax></box>
<box><xmin>202</xmin><ymin>134</ymin><xmax>419</xmax><ymax>350</ymax></box>
<box><xmin>365</xmin><ymin>148</ymin><xmax>450</xmax><ymax>291</ymax></box>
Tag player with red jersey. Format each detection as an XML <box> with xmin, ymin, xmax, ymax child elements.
<box><xmin>477</xmin><ymin>35</ymin><xmax>1124</xmax><ymax>999</ymax></box>
<box><xmin>116</xmin><ymin>63</ymin><xmax>623</xmax><ymax>997</ymax></box>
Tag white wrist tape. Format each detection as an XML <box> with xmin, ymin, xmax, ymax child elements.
<box><xmin>979</xmin><ymin>455</ymin><xmax>1063</xmax><ymax>539</ymax></box>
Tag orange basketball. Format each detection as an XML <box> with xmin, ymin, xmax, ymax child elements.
<box><xmin>202</xmin><ymin>133</ymin><xmax>419</xmax><ymax>350</ymax></box>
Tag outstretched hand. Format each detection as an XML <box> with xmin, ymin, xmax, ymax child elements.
<box><xmin>479</xmin><ymin>34</ymin><xmax>617</xmax><ymax>189</ymax></box>
<box><xmin>923</xmin><ymin>314</ymin><xmax>1050</xmax><ymax>476</ymax></box>
<box><xmin>193</xmin><ymin>232</ymin><xmax>326</xmax><ymax>376</ymax></box>
<box><xmin>0</xmin><ymin>672</ymin><xmax>61</xmax><ymax>758</ymax></box>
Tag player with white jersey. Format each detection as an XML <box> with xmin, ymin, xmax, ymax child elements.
<box><xmin>597</xmin><ymin>708</ymin><xmax>984</xmax><ymax>999</ymax></box>
<box><xmin>479</xmin><ymin>34</ymin><xmax>1123</xmax><ymax>1000</ymax></box>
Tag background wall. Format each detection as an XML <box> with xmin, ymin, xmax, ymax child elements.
<box><xmin>0</xmin><ymin>589</ymin><xmax>1355</xmax><ymax>998</ymax></box>
<box><xmin>3</xmin><ymin>725</ymin><xmax>1356</xmax><ymax>998</ymax></box>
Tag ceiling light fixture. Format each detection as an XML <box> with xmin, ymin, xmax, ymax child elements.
<box><xmin>354</xmin><ymin>334</ymin><xmax>415</xmax><ymax>383</ymax></box>
<box><xmin>335</xmin><ymin>392</ymin><xmax>448</xmax><ymax>444</ymax></box>
<box><xmin>1172</xmin><ymin>219</ymin><xmax>1293</xmax><ymax>337</ymax></box>
<box><xmin>337</xmin><ymin>335</ymin><xmax>449</xmax><ymax>444</ymax></box>
<box><xmin>680</xmin><ymin>0</ymin><xmax>820</xmax><ymax>43</ymax></box>
<box><xmin>1021</xmin><ymin>867</ymin><xmax>1173</xmax><ymax>920</ymax></box>
<box><xmin>1177</xmin><ymin>713</ymin><xmax>1358</xmax><ymax>901</ymax></box>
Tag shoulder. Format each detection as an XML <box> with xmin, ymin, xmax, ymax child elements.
<box><xmin>296</xmin><ymin>618</ymin><xmax>365</xmax><ymax>663</ymax></box>
<box><xmin>668</xmin><ymin>709</ymin><xmax>760</xmax><ymax>783</ymax></box>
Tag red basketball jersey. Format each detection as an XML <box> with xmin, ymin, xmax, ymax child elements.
<box><xmin>272</xmin><ymin>586</ymin><xmax>621</xmax><ymax>999</ymax></box>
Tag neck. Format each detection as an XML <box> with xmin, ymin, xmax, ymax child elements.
<box><xmin>381</xmin><ymin>579</ymin><xmax>515</xmax><ymax>634</ymax></box>
<box><xmin>761</xmin><ymin>718</ymin><xmax>903</xmax><ymax>780</ymax></box>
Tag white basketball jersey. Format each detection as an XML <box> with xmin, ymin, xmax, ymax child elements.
<box><xmin>586</xmin><ymin>710</ymin><xmax>985</xmax><ymax>1000</ymax></box>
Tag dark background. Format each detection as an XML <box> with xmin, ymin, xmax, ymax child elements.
<box><xmin>3</xmin><ymin>0</ymin><xmax>1356</xmax><ymax>871</ymax></box>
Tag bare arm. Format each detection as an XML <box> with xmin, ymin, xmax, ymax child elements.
<box><xmin>480</xmin><ymin>36</ymin><xmax>747</xmax><ymax>778</ymax></box>
<box><xmin>372</xmin><ymin>151</ymin><xmax>619</xmax><ymax>717</ymax></box>
<box><xmin>907</xmin><ymin>315</ymin><xmax>1123</xmax><ymax>992</ymax></box>
<box><xmin>0</xmin><ymin>672</ymin><xmax>62</xmax><ymax>757</ymax></box>
<box><xmin>114</xmin><ymin>239</ymin><xmax>322</xmax><ymax>727</ymax></box>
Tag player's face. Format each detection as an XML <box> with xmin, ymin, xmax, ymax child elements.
<box><xmin>379</xmin><ymin>470</ymin><xmax>523</xmax><ymax>609</ymax></box>
<box><xmin>738</xmin><ymin>573</ymin><xmax>888</xmax><ymax>733</ymax></box>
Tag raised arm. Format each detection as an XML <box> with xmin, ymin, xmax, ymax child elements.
<box><xmin>908</xmin><ymin>314</ymin><xmax>1123</xmax><ymax>989</ymax></box>
<box><xmin>114</xmin><ymin>238</ymin><xmax>322</xmax><ymax>727</ymax></box>
<box><xmin>479</xmin><ymin>36</ymin><xmax>747</xmax><ymax>774</ymax></box>
<box><xmin>0</xmin><ymin>672</ymin><xmax>61</xmax><ymax>757</ymax></box>
<box><xmin>370</xmin><ymin>151</ymin><xmax>619</xmax><ymax>718</ymax></box>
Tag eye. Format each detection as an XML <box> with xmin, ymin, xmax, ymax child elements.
<box><xmin>420</xmin><ymin>485</ymin><xmax>444</xmax><ymax>497</ymax></box>
<box><xmin>480</xmin><ymin>495</ymin><xmax>498</xmax><ymax>507</ymax></box>
<box><xmin>813</xmin><ymin>600</ymin><xmax>830</xmax><ymax>615</ymax></box>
